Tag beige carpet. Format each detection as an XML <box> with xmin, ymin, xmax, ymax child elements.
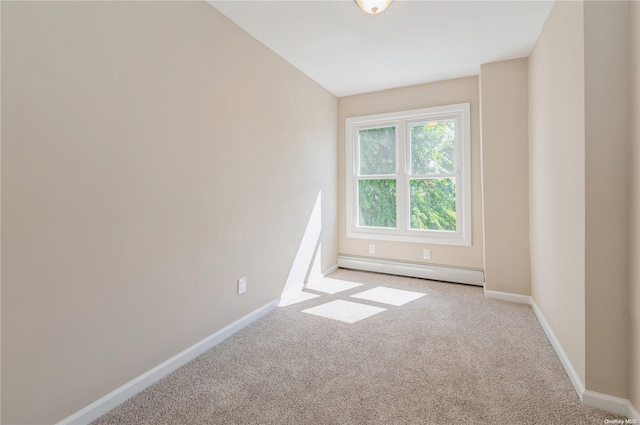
<box><xmin>94</xmin><ymin>269</ymin><xmax>625</xmax><ymax>424</ymax></box>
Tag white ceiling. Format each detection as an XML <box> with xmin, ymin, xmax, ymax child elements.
<box><xmin>208</xmin><ymin>0</ymin><xmax>554</xmax><ymax>97</ymax></box>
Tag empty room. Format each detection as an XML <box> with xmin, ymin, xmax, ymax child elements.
<box><xmin>2</xmin><ymin>0</ymin><xmax>640</xmax><ymax>424</ymax></box>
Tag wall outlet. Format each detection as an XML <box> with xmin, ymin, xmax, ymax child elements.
<box><xmin>369</xmin><ymin>244</ymin><xmax>376</xmax><ymax>254</ymax></box>
<box><xmin>423</xmin><ymin>249</ymin><xmax>431</xmax><ymax>260</ymax></box>
<box><xmin>238</xmin><ymin>277</ymin><xmax>247</xmax><ymax>295</ymax></box>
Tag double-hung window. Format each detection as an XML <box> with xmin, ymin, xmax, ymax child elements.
<box><xmin>345</xmin><ymin>103</ymin><xmax>471</xmax><ymax>246</ymax></box>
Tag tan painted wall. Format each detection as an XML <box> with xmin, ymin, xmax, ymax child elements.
<box><xmin>628</xmin><ymin>0</ymin><xmax>640</xmax><ymax>413</ymax></box>
<box><xmin>584</xmin><ymin>0</ymin><xmax>629</xmax><ymax>398</ymax></box>
<box><xmin>337</xmin><ymin>77</ymin><xmax>484</xmax><ymax>270</ymax></box>
<box><xmin>479</xmin><ymin>58</ymin><xmax>531</xmax><ymax>296</ymax></box>
<box><xmin>528</xmin><ymin>0</ymin><xmax>586</xmax><ymax>384</ymax></box>
<box><xmin>1</xmin><ymin>2</ymin><xmax>338</xmax><ymax>424</ymax></box>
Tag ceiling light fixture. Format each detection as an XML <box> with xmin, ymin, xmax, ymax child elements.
<box><xmin>355</xmin><ymin>0</ymin><xmax>392</xmax><ymax>14</ymax></box>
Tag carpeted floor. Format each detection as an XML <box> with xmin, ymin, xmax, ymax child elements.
<box><xmin>93</xmin><ymin>269</ymin><xmax>625</xmax><ymax>424</ymax></box>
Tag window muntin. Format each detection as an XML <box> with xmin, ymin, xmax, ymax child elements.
<box><xmin>345</xmin><ymin>103</ymin><xmax>471</xmax><ymax>246</ymax></box>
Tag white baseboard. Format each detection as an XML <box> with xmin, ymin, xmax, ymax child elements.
<box><xmin>525</xmin><ymin>298</ymin><xmax>639</xmax><ymax>420</ymax></box>
<box><xmin>337</xmin><ymin>255</ymin><xmax>484</xmax><ymax>286</ymax></box>
<box><xmin>56</xmin><ymin>298</ymin><xmax>280</xmax><ymax>425</ymax></box>
<box><xmin>53</xmin><ymin>276</ymin><xmax>639</xmax><ymax>423</ymax></box>
<box><xmin>322</xmin><ymin>264</ymin><xmax>338</xmax><ymax>277</ymax></box>
<box><xmin>483</xmin><ymin>289</ymin><xmax>531</xmax><ymax>304</ymax></box>
<box><xmin>583</xmin><ymin>390</ymin><xmax>639</xmax><ymax>419</ymax></box>
<box><xmin>529</xmin><ymin>298</ymin><xmax>586</xmax><ymax>400</ymax></box>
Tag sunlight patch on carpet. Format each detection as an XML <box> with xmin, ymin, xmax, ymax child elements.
<box><xmin>301</xmin><ymin>300</ymin><xmax>385</xmax><ymax>323</ymax></box>
<box><xmin>279</xmin><ymin>291</ymin><xmax>321</xmax><ymax>307</ymax></box>
<box><xmin>305</xmin><ymin>278</ymin><xmax>363</xmax><ymax>294</ymax></box>
<box><xmin>350</xmin><ymin>286</ymin><xmax>426</xmax><ymax>306</ymax></box>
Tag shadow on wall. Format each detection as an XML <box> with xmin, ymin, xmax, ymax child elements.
<box><xmin>281</xmin><ymin>191</ymin><xmax>323</xmax><ymax>297</ymax></box>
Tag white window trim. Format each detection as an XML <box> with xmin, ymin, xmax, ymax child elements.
<box><xmin>345</xmin><ymin>103</ymin><xmax>471</xmax><ymax>246</ymax></box>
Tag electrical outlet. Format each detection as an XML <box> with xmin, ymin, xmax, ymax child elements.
<box><xmin>423</xmin><ymin>249</ymin><xmax>431</xmax><ymax>260</ymax></box>
<box><xmin>238</xmin><ymin>277</ymin><xmax>247</xmax><ymax>295</ymax></box>
<box><xmin>369</xmin><ymin>244</ymin><xmax>376</xmax><ymax>254</ymax></box>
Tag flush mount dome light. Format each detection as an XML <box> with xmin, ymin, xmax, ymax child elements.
<box><xmin>356</xmin><ymin>0</ymin><xmax>392</xmax><ymax>14</ymax></box>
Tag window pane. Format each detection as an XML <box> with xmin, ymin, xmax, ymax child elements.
<box><xmin>410</xmin><ymin>120</ymin><xmax>455</xmax><ymax>174</ymax></box>
<box><xmin>409</xmin><ymin>178</ymin><xmax>456</xmax><ymax>231</ymax></box>
<box><xmin>358</xmin><ymin>179</ymin><xmax>396</xmax><ymax>228</ymax></box>
<box><xmin>359</xmin><ymin>127</ymin><xmax>396</xmax><ymax>175</ymax></box>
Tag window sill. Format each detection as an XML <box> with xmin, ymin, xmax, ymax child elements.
<box><xmin>347</xmin><ymin>229</ymin><xmax>471</xmax><ymax>246</ymax></box>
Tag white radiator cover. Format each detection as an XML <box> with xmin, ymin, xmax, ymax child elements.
<box><xmin>336</xmin><ymin>255</ymin><xmax>485</xmax><ymax>286</ymax></box>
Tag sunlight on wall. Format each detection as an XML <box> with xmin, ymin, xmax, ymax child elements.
<box><xmin>281</xmin><ymin>192</ymin><xmax>322</xmax><ymax>297</ymax></box>
<box><xmin>306</xmin><ymin>242</ymin><xmax>323</xmax><ymax>284</ymax></box>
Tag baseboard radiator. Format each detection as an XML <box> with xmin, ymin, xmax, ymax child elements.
<box><xmin>336</xmin><ymin>255</ymin><xmax>485</xmax><ymax>286</ymax></box>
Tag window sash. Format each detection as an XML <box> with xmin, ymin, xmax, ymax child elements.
<box><xmin>345</xmin><ymin>103</ymin><xmax>471</xmax><ymax>246</ymax></box>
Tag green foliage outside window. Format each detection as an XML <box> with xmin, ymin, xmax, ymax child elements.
<box><xmin>410</xmin><ymin>121</ymin><xmax>455</xmax><ymax>175</ymax></box>
<box><xmin>409</xmin><ymin>178</ymin><xmax>456</xmax><ymax>231</ymax></box>
<box><xmin>357</xmin><ymin>121</ymin><xmax>457</xmax><ymax>231</ymax></box>
<box><xmin>359</xmin><ymin>127</ymin><xmax>396</xmax><ymax>175</ymax></box>
<box><xmin>358</xmin><ymin>179</ymin><xmax>396</xmax><ymax>228</ymax></box>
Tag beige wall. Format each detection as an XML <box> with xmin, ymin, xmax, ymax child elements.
<box><xmin>629</xmin><ymin>0</ymin><xmax>640</xmax><ymax>413</ymax></box>
<box><xmin>529</xmin><ymin>0</ymin><xmax>633</xmax><ymax>400</ymax></box>
<box><xmin>584</xmin><ymin>0</ymin><xmax>629</xmax><ymax>398</ymax></box>
<box><xmin>479</xmin><ymin>58</ymin><xmax>531</xmax><ymax>296</ymax></box>
<box><xmin>1</xmin><ymin>2</ymin><xmax>338</xmax><ymax>424</ymax></box>
<box><xmin>337</xmin><ymin>77</ymin><xmax>484</xmax><ymax>270</ymax></box>
<box><xmin>528</xmin><ymin>0</ymin><xmax>586</xmax><ymax>385</ymax></box>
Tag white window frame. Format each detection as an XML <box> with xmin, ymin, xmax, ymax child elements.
<box><xmin>345</xmin><ymin>103</ymin><xmax>471</xmax><ymax>246</ymax></box>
